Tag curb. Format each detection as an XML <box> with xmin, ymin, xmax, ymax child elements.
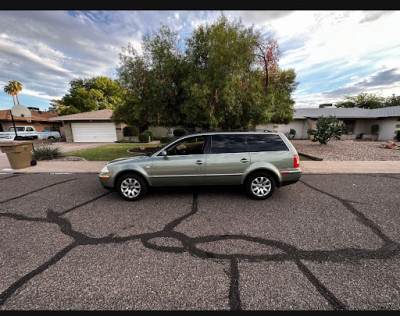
<box><xmin>299</xmin><ymin>152</ymin><xmax>323</xmax><ymax>161</ymax></box>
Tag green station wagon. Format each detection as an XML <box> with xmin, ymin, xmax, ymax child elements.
<box><xmin>99</xmin><ymin>132</ymin><xmax>302</xmax><ymax>201</ymax></box>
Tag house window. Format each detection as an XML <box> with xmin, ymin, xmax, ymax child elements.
<box><xmin>342</xmin><ymin>119</ymin><xmax>355</xmax><ymax>134</ymax></box>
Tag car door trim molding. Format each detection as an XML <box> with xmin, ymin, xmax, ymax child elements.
<box><xmin>151</xmin><ymin>172</ymin><xmax>242</xmax><ymax>178</ymax></box>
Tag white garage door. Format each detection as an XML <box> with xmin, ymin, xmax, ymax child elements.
<box><xmin>71</xmin><ymin>122</ymin><xmax>117</xmax><ymax>142</ymax></box>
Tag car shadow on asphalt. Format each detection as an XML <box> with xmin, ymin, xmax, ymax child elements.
<box><xmin>148</xmin><ymin>185</ymin><xmax>246</xmax><ymax>198</ymax></box>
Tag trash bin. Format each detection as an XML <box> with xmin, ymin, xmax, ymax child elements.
<box><xmin>0</xmin><ymin>141</ymin><xmax>36</xmax><ymax>169</ymax></box>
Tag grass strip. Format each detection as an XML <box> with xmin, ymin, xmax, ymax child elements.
<box><xmin>65</xmin><ymin>143</ymin><xmax>159</xmax><ymax>161</ymax></box>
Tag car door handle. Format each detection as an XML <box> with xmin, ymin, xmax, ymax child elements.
<box><xmin>240</xmin><ymin>158</ymin><xmax>249</xmax><ymax>163</ymax></box>
<box><xmin>195</xmin><ymin>160</ymin><xmax>204</xmax><ymax>165</ymax></box>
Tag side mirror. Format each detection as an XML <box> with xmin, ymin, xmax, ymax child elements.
<box><xmin>161</xmin><ymin>150</ymin><xmax>167</xmax><ymax>157</ymax></box>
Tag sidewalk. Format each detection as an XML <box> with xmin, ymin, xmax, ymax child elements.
<box><xmin>1</xmin><ymin>152</ymin><xmax>400</xmax><ymax>174</ymax></box>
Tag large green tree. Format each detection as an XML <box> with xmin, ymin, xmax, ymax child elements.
<box><xmin>384</xmin><ymin>94</ymin><xmax>400</xmax><ymax>107</ymax></box>
<box><xmin>182</xmin><ymin>15</ymin><xmax>261</xmax><ymax>129</ymax></box>
<box><xmin>55</xmin><ymin>76</ymin><xmax>124</xmax><ymax>115</ymax></box>
<box><xmin>335</xmin><ymin>92</ymin><xmax>386</xmax><ymax>109</ymax></box>
<box><xmin>114</xmin><ymin>25</ymin><xmax>186</xmax><ymax>128</ymax></box>
<box><xmin>114</xmin><ymin>14</ymin><xmax>298</xmax><ymax>130</ymax></box>
<box><xmin>265</xmin><ymin>68</ymin><xmax>298</xmax><ymax>124</ymax></box>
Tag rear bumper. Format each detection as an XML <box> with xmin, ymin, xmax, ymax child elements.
<box><xmin>280</xmin><ymin>169</ymin><xmax>302</xmax><ymax>187</ymax></box>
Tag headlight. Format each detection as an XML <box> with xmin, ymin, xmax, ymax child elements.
<box><xmin>99</xmin><ymin>166</ymin><xmax>111</xmax><ymax>179</ymax></box>
<box><xmin>100</xmin><ymin>166</ymin><xmax>109</xmax><ymax>173</ymax></box>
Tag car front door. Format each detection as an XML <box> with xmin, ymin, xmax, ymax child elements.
<box><xmin>204</xmin><ymin>134</ymin><xmax>250</xmax><ymax>185</ymax></box>
<box><xmin>149</xmin><ymin>135</ymin><xmax>208</xmax><ymax>186</ymax></box>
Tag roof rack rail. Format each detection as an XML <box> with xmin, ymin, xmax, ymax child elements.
<box><xmin>189</xmin><ymin>129</ymin><xmax>250</xmax><ymax>134</ymax></box>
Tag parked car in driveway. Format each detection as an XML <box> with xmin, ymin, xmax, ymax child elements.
<box><xmin>99</xmin><ymin>132</ymin><xmax>302</xmax><ymax>201</ymax></box>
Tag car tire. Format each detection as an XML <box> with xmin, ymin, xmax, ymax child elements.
<box><xmin>245</xmin><ymin>172</ymin><xmax>275</xmax><ymax>200</ymax></box>
<box><xmin>117</xmin><ymin>173</ymin><xmax>147</xmax><ymax>201</ymax></box>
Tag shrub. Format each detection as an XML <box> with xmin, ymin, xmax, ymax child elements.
<box><xmin>123</xmin><ymin>126</ymin><xmax>139</xmax><ymax>136</ymax></box>
<box><xmin>371</xmin><ymin>124</ymin><xmax>379</xmax><ymax>135</ymax></box>
<box><xmin>138</xmin><ymin>133</ymin><xmax>150</xmax><ymax>143</ymax></box>
<box><xmin>173</xmin><ymin>128</ymin><xmax>186</xmax><ymax>137</ymax></box>
<box><xmin>160</xmin><ymin>136</ymin><xmax>170</xmax><ymax>144</ymax></box>
<box><xmin>289</xmin><ymin>128</ymin><xmax>296</xmax><ymax>139</ymax></box>
<box><xmin>32</xmin><ymin>145</ymin><xmax>62</xmax><ymax>160</ymax></box>
<box><xmin>143</xmin><ymin>129</ymin><xmax>154</xmax><ymax>139</ymax></box>
<box><xmin>307</xmin><ymin>115</ymin><xmax>343</xmax><ymax>144</ymax></box>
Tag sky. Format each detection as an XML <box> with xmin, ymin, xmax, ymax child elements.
<box><xmin>0</xmin><ymin>10</ymin><xmax>400</xmax><ymax>111</ymax></box>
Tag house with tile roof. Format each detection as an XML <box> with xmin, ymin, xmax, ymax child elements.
<box><xmin>256</xmin><ymin>105</ymin><xmax>400</xmax><ymax>141</ymax></box>
<box><xmin>0</xmin><ymin>108</ymin><xmax>62</xmax><ymax>134</ymax></box>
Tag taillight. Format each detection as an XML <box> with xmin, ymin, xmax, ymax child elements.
<box><xmin>293</xmin><ymin>155</ymin><xmax>300</xmax><ymax>168</ymax></box>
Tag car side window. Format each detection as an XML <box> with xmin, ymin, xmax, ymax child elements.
<box><xmin>26</xmin><ymin>127</ymin><xmax>34</xmax><ymax>131</ymax></box>
<box><xmin>210</xmin><ymin>134</ymin><xmax>247</xmax><ymax>154</ymax></box>
<box><xmin>164</xmin><ymin>136</ymin><xmax>206</xmax><ymax>156</ymax></box>
<box><xmin>246</xmin><ymin>134</ymin><xmax>289</xmax><ymax>151</ymax></box>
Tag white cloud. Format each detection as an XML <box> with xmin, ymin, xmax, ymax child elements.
<box><xmin>1</xmin><ymin>10</ymin><xmax>399</xmax><ymax>111</ymax></box>
<box><xmin>0</xmin><ymin>37</ymin><xmax>71</xmax><ymax>75</ymax></box>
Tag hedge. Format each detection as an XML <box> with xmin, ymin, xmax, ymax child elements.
<box><xmin>138</xmin><ymin>133</ymin><xmax>150</xmax><ymax>143</ymax></box>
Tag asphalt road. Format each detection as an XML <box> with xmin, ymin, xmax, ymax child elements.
<box><xmin>0</xmin><ymin>173</ymin><xmax>399</xmax><ymax>310</ymax></box>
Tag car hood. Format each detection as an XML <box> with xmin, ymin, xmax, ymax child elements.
<box><xmin>108</xmin><ymin>155</ymin><xmax>152</xmax><ymax>165</ymax></box>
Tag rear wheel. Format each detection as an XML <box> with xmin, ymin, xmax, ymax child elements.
<box><xmin>117</xmin><ymin>173</ymin><xmax>147</xmax><ymax>201</ymax></box>
<box><xmin>245</xmin><ymin>172</ymin><xmax>275</xmax><ymax>200</ymax></box>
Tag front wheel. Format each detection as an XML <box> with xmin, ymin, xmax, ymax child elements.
<box><xmin>245</xmin><ymin>172</ymin><xmax>275</xmax><ymax>200</ymax></box>
<box><xmin>117</xmin><ymin>173</ymin><xmax>147</xmax><ymax>201</ymax></box>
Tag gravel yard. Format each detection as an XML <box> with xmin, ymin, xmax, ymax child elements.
<box><xmin>291</xmin><ymin>139</ymin><xmax>400</xmax><ymax>161</ymax></box>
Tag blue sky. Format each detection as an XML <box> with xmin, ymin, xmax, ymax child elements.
<box><xmin>1</xmin><ymin>10</ymin><xmax>399</xmax><ymax>111</ymax></box>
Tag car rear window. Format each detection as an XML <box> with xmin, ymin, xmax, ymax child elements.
<box><xmin>210</xmin><ymin>134</ymin><xmax>247</xmax><ymax>154</ymax></box>
<box><xmin>246</xmin><ymin>134</ymin><xmax>289</xmax><ymax>152</ymax></box>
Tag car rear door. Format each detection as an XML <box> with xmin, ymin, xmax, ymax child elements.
<box><xmin>204</xmin><ymin>134</ymin><xmax>250</xmax><ymax>185</ymax></box>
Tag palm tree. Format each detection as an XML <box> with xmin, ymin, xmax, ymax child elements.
<box><xmin>3</xmin><ymin>80</ymin><xmax>23</xmax><ymax>105</ymax></box>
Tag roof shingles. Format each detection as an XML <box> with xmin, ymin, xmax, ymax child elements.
<box><xmin>49</xmin><ymin>109</ymin><xmax>113</xmax><ymax>121</ymax></box>
<box><xmin>0</xmin><ymin>109</ymin><xmax>60</xmax><ymax>122</ymax></box>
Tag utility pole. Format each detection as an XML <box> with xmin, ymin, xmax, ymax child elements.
<box><xmin>9</xmin><ymin>109</ymin><xmax>18</xmax><ymax>139</ymax></box>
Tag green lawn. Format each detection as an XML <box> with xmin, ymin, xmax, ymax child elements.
<box><xmin>65</xmin><ymin>143</ymin><xmax>161</xmax><ymax>161</ymax></box>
